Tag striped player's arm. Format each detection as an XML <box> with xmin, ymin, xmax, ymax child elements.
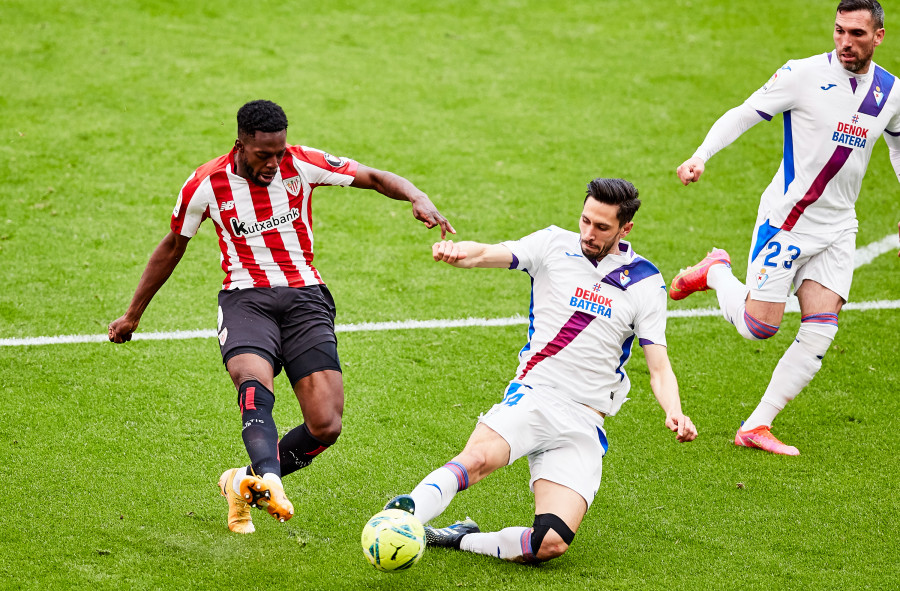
<box><xmin>108</xmin><ymin>231</ymin><xmax>190</xmax><ymax>343</ymax></box>
<box><xmin>351</xmin><ymin>164</ymin><xmax>455</xmax><ymax>239</ymax></box>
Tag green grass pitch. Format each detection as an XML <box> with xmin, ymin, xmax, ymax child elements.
<box><xmin>1</xmin><ymin>1</ymin><xmax>898</xmax><ymax>589</ymax></box>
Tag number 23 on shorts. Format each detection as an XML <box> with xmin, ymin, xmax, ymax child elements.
<box><xmin>762</xmin><ymin>241</ymin><xmax>801</xmax><ymax>269</ymax></box>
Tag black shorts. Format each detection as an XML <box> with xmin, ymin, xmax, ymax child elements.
<box><xmin>217</xmin><ymin>285</ymin><xmax>342</xmax><ymax>384</ymax></box>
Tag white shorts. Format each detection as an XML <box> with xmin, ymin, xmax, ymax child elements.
<box><xmin>745</xmin><ymin>220</ymin><xmax>857</xmax><ymax>303</ymax></box>
<box><xmin>478</xmin><ymin>381</ymin><xmax>609</xmax><ymax>507</ymax></box>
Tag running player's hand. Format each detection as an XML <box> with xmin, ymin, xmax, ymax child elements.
<box><xmin>665</xmin><ymin>413</ymin><xmax>697</xmax><ymax>442</ymax></box>
<box><xmin>411</xmin><ymin>195</ymin><xmax>456</xmax><ymax>239</ymax></box>
<box><xmin>108</xmin><ymin>315</ymin><xmax>138</xmax><ymax>343</ymax></box>
<box><xmin>432</xmin><ymin>240</ymin><xmax>468</xmax><ymax>265</ymax></box>
<box><xmin>676</xmin><ymin>157</ymin><xmax>706</xmax><ymax>185</ymax></box>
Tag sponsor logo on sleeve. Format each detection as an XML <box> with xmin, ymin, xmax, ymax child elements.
<box><xmin>323</xmin><ymin>153</ymin><xmax>345</xmax><ymax>168</ymax></box>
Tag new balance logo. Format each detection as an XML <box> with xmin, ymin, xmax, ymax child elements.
<box><xmin>820</xmin><ymin>83</ymin><xmax>837</xmax><ymax>91</ymax></box>
<box><xmin>219</xmin><ymin>200</ymin><xmax>236</xmax><ymax>211</ymax></box>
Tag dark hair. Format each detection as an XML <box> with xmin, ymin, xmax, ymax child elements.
<box><xmin>584</xmin><ymin>178</ymin><xmax>641</xmax><ymax>225</ymax></box>
<box><xmin>837</xmin><ymin>0</ymin><xmax>884</xmax><ymax>29</ymax></box>
<box><xmin>237</xmin><ymin>100</ymin><xmax>288</xmax><ymax>137</ymax></box>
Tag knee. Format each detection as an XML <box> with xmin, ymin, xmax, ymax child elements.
<box><xmin>534</xmin><ymin>538</ymin><xmax>569</xmax><ymax>561</ymax></box>
<box><xmin>529</xmin><ymin>513</ymin><xmax>576</xmax><ymax>562</ymax></box>
<box><xmin>306</xmin><ymin>416</ymin><xmax>342</xmax><ymax>443</ymax></box>
<box><xmin>453</xmin><ymin>449</ymin><xmax>490</xmax><ymax>479</ymax></box>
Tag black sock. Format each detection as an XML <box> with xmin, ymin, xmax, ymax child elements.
<box><xmin>238</xmin><ymin>380</ymin><xmax>281</xmax><ymax>477</ymax></box>
<box><xmin>279</xmin><ymin>423</ymin><xmax>334</xmax><ymax>477</ymax></box>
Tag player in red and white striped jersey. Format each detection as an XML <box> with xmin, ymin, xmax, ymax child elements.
<box><xmin>109</xmin><ymin>100</ymin><xmax>454</xmax><ymax>533</ymax></box>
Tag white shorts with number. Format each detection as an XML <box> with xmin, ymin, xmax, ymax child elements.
<box><xmin>478</xmin><ymin>381</ymin><xmax>609</xmax><ymax>507</ymax></box>
<box><xmin>745</xmin><ymin>219</ymin><xmax>857</xmax><ymax>303</ymax></box>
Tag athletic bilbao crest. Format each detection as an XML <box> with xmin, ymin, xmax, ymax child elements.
<box><xmin>282</xmin><ymin>175</ymin><xmax>302</xmax><ymax>196</ymax></box>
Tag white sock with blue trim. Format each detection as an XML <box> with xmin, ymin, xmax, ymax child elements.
<box><xmin>459</xmin><ymin>527</ymin><xmax>532</xmax><ymax>561</ymax></box>
<box><xmin>744</xmin><ymin>319</ymin><xmax>838</xmax><ymax>429</ymax></box>
<box><xmin>409</xmin><ymin>462</ymin><xmax>469</xmax><ymax>524</ymax></box>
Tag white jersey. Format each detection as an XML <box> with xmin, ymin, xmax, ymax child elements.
<box><xmin>502</xmin><ymin>226</ymin><xmax>668</xmax><ymax>416</ymax></box>
<box><xmin>171</xmin><ymin>145</ymin><xmax>358</xmax><ymax>290</ymax></box>
<box><xmin>745</xmin><ymin>51</ymin><xmax>900</xmax><ymax>245</ymax></box>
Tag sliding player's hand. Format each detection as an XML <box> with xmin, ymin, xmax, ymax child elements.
<box><xmin>432</xmin><ymin>240</ymin><xmax>468</xmax><ymax>265</ymax></box>
<box><xmin>666</xmin><ymin>413</ymin><xmax>697</xmax><ymax>442</ymax></box>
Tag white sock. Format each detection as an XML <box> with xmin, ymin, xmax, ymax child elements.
<box><xmin>409</xmin><ymin>462</ymin><xmax>469</xmax><ymax>524</ymax></box>
<box><xmin>232</xmin><ymin>466</ymin><xmax>251</xmax><ymax>494</ymax></box>
<box><xmin>707</xmin><ymin>264</ymin><xmax>748</xmax><ymax>326</ymax></box>
<box><xmin>743</xmin><ymin>320</ymin><xmax>837</xmax><ymax>430</ymax></box>
<box><xmin>459</xmin><ymin>527</ymin><xmax>532</xmax><ymax>561</ymax></box>
<box><xmin>742</xmin><ymin>401</ymin><xmax>781</xmax><ymax>431</ymax></box>
<box><xmin>262</xmin><ymin>473</ymin><xmax>281</xmax><ymax>485</ymax></box>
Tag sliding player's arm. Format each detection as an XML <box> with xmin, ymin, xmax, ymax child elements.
<box><xmin>432</xmin><ymin>240</ymin><xmax>513</xmax><ymax>269</ymax></box>
<box><xmin>644</xmin><ymin>343</ymin><xmax>697</xmax><ymax>443</ymax></box>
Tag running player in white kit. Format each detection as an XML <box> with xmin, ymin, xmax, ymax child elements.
<box><xmin>671</xmin><ymin>1</ymin><xmax>900</xmax><ymax>455</ymax></box>
<box><xmin>381</xmin><ymin>178</ymin><xmax>697</xmax><ymax>564</ymax></box>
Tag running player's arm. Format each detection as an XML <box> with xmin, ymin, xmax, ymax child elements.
<box><xmin>643</xmin><ymin>344</ymin><xmax>697</xmax><ymax>442</ymax></box>
<box><xmin>108</xmin><ymin>231</ymin><xmax>190</xmax><ymax>343</ymax></box>
<box><xmin>884</xmin><ymin>131</ymin><xmax>900</xmax><ymax>256</ymax></box>
<box><xmin>679</xmin><ymin>61</ymin><xmax>799</xmax><ymax>186</ymax></box>
<box><xmin>432</xmin><ymin>240</ymin><xmax>513</xmax><ymax>269</ymax></box>
<box><xmin>351</xmin><ymin>164</ymin><xmax>455</xmax><ymax>239</ymax></box>
<box><xmin>676</xmin><ymin>103</ymin><xmax>766</xmax><ymax>185</ymax></box>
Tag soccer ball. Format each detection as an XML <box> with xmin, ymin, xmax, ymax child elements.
<box><xmin>361</xmin><ymin>509</ymin><xmax>426</xmax><ymax>572</ymax></box>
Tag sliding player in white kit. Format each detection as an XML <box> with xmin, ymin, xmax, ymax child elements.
<box><xmin>380</xmin><ymin>178</ymin><xmax>697</xmax><ymax>564</ymax></box>
<box><xmin>671</xmin><ymin>0</ymin><xmax>900</xmax><ymax>455</ymax></box>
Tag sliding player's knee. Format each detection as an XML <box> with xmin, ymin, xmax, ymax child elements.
<box><xmin>534</xmin><ymin>535</ymin><xmax>569</xmax><ymax>561</ymax></box>
<box><xmin>454</xmin><ymin>449</ymin><xmax>489</xmax><ymax>475</ymax></box>
<box><xmin>531</xmin><ymin>513</ymin><xmax>576</xmax><ymax>562</ymax></box>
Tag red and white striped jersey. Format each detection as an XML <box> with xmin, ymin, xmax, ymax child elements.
<box><xmin>171</xmin><ymin>144</ymin><xmax>358</xmax><ymax>290</ymax></box>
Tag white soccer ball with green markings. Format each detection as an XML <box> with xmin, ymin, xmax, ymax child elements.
<box><xmin>361</xmin><ymin>509</ymin><xmax>426</xmax><ymax>572</ymax></box>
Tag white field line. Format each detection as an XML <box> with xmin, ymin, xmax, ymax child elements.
<box><xmin>2</xmin><ymin>235</ymin><xmax>897</xmax><ymax>348</ymax></box>
<box><xmin>854</xmin><ymin>232</ymin><xmax>898</xmax><ymax>268</ymax></box>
